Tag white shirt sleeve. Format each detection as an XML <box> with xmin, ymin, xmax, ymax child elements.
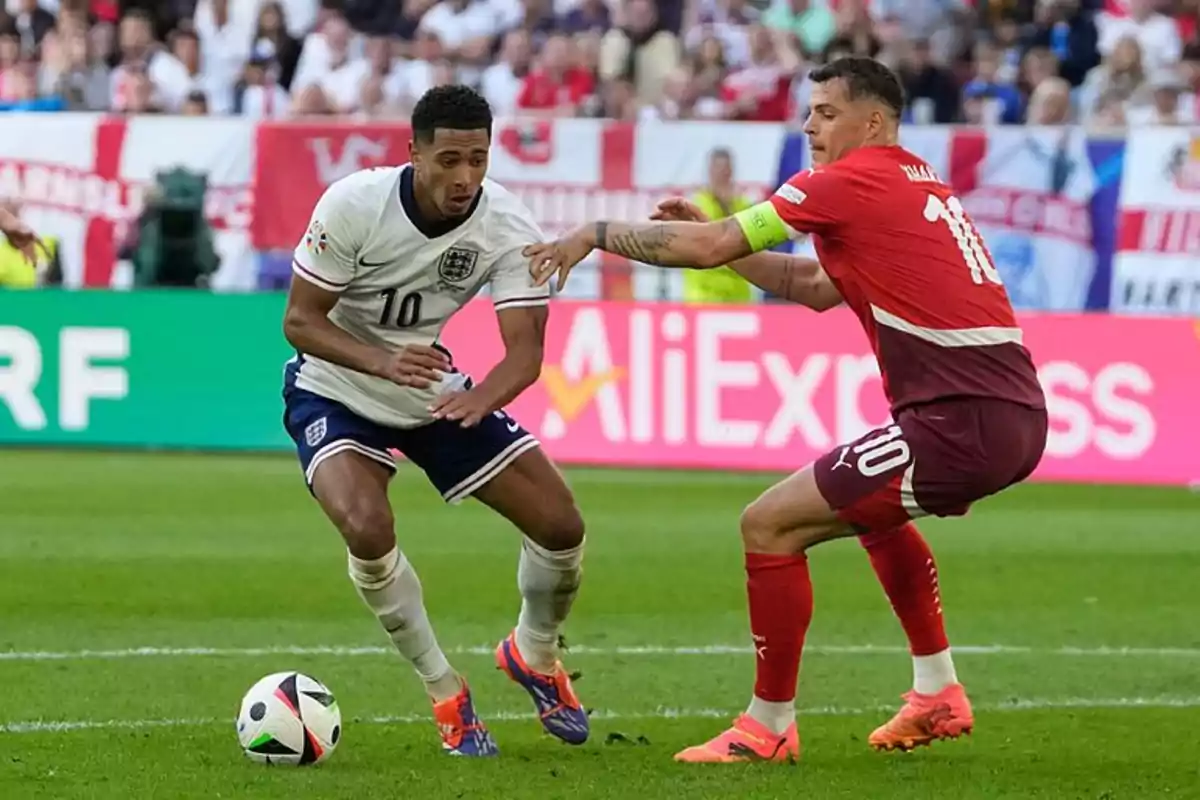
<box><xmin>489</xmin><ymin>206</ymin><xmax>551</xmax><ymax>311</ymax></box>
<box><xmin>292</xmin><ymin>176</ymin><xmax>363</xmax><ymax>292</ymax></box>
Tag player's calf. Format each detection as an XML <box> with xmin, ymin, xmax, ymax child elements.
<box><xmin>475</xmin><ymin>449</ymin><xmax>590</xmax><ymax>743</ymax></box>
<box><xmin>313</xmin><ymin>451</ymin><xmax>478</xmax><ymax>751</ymax></box>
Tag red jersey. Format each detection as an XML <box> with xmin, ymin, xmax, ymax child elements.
<box><xmin>768</xmin><ymin>145</ymin><xmax>1045</xmax><ymax>413</ymax></box>
<box><xmin>516</xmin><ymin>68</ymin><xmax>594</xmax><ymax>110</ymax></box>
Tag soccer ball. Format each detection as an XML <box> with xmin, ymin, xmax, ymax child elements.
<box><xmin>236</xmin><ymin>672</ymin><xmax>342</xmax><ymax>766</ymax></box>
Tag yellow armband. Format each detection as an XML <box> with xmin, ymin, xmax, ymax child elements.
<box><xmin>732</xmin><ymin>202</ymin><xmax>792</xmax><ymax>253</ymax></box>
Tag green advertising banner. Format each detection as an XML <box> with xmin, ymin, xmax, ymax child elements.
<box><xmin>0</xmin><ymin>291</ymin><xmax>295</xmax><ymax>450</ymax></box>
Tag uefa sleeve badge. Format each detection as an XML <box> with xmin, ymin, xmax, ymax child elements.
<box><xmin>305</xmin><ymin>221</ymin><xmax>329</xmax><ymax>255</ymax></box>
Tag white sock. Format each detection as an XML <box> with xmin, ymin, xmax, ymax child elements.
<box><xmin>347</xmin><ymin>547</ymin><xmax>461</xmax><ymax>701</ymax></box>
<box><xmin>912</xmin><ymin>649</ymin><xmax>958</xmax><ymax>695</ymax></box>
<box><xmin>514</xmin><ymin>536</ymin><xmax>584</xmax><ymax>673</ymax></box>
<box><xmin>747</xmin><ymin>696</ymin><xmax>795</xmax><ymax>736</ymax></box>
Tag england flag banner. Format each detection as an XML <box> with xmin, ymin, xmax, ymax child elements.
<box><xmin>1112</xmin><ymin>128</ymin><xmax>1200</xmax><ymax>316</ymax></box>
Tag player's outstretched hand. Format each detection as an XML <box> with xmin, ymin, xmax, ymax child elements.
<box><xmin>650</xmin><ymin>198</ymin><xmax>710</xmax><ymax>223</ymax></box>
<box><xmin>429</xmin><ymin>388</ymin><xmax>489</xmax><ymax>428</ymax></box>
<box><xmin>380</xmin><ymin>344</ymin><xmax>451</xmax><ymax>389</ymax></box>
<box><xmin>0</xmin><ymin>216</ymin><xmax>49</xmax><ymax>266</ymax></box>
<box><xmin>523</xmin><ymin>226</ymin><xmax>594</xmax><ymax>292</ymax></box>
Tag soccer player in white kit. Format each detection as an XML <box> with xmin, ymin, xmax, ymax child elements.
<box><xmin>281</xmin><ymin>86</ymin><xmax>588</xmax><ymax>757</ymax></box>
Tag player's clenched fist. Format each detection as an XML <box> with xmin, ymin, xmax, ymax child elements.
<box><xmin>378</xmin><ymin>344</ymin><xmax>451</xmax><ymax>389</ymax></box>
<box><xmin>650</xmin><ymin>198</ymin><xmax>710</xmax><ymax>224</ymax></box>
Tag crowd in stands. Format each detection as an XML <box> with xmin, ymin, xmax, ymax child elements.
<box><xmin>1</xmin><ymin>0</ymin><xmax>1198</xmax><ymax>125</ymax></box>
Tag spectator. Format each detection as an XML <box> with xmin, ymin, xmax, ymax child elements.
<box><xmin>517</xmin><ymin>31</ymin><xmax>594</xmax><ymax>115</ymax></box>
<box><xmin>180</xmin><ymin>87</ymin><xmax>207</xmax><ymax>114</ymax></box>
<box><xmin>385</xmin><ymin>29</ymin><xmax>443</xmax><ymax>113</ymax></box>
<box><xmin>480</xmin><ymin>28</ymin><xmax>531</xmax><ymax>115</ymax></box>
<box><xmin>340</xmin><ymin>0</ymin><xmax>397</xmax><ymax>37</ymax></box>
<box><xmin>194</xmin><ymin>0</ymin><xmax>256</xmax><ymax>103</ymax></box>
<box><xmin>831</xmin><ymin>0</ymin><xmax>883</xmax><ymax>60</ymax></box>
<box><xmin>762</xmin><ymin>0</ymin><xmax>836</xmax><ymax>59</ymax></box>
<box><xmin>1019</xmin><ymin>46</ymin><xmax>1061</xmax><ymax>96</ymax></box>
<box><xmin>42</xmin><ymin>20</ymin><xmax>108</xmax><ymax>108</ymax></box>
<box><xmin>599</xmin><ymin>0</ymin><xmax>681</xmax><ymax>106</ymax></box>
<box><xmin>291</xmin><ymin>13</ymin><xmax>369</xmax><ymax>113</ymax></box>
<box><xmin>251</xmin><ymin>1</ymin><xmax>301</xmax><ymax>90</ymax></box>
<box><xmin>1127</xmin><ymin>68</ymin><xmax>1190</xmax><ymax>123</ymax></box>
<box><xmin>291</xmin><ymin>80</ymin><xmax>331</xmax><ymax>114</ymax></box>
<box><xmin>1179</xmin><ymin>42</ymin><xmax>1200</xmax><ymax>119</ymax></box>
<box><xmin>871</xmin><ymin>0</ymin><xmax>965</xmax><ymax>67</ymax></box>
<box><xmin>1097</xmin><ymin>0</ymin><xmax>1182</xmax><ymax>71</ymax></box>
<box><xmin>109</xmin><ymin>10</ymin><xmax>174</xmax><ymax>111</ymax></box>
<box><xmin>13</xmin><ymin>0</ymin><xmax>54</xmax><ymax>54</ymax></box>
<box><xmin>720</xmin><ymin>24</ymin><xmax>799</xmax><ymax>121</ymax></box>
<box><xmin>898</xmin><ymin>37</ymin><xmax>960</xmax><ymax>123</ymax></box>
<box><xmin>598</xmin><ymin>74</ymin><xmax>639</xmax><ymax>118</ymax></box>
<box><xmin>993</xmin><ymin>13</ymin><xmax>1024</xmax><ymax>83</ymax></box>
<box><xmin>155</xmin><ymin>28</ymin><xmax>232</xmax><ymax>113</ymax></box>
<box><xmin>559</xmin><ymin>0</ymin><xmax>610</xmax><ymax>35</ymax></box>
<box><xmin>357</xmin><ymin>33</ymin><xmax>398</xmax><ymax>116</ymax></box>
<box><xmin>683</xmin><ymin>0</ymin><xmax>753</xmax><ymax>67</ymax></box>
<box><xmin>1023</xmin><ymin>0</ymin><xmax>1099</xmax><ymax>86</ymax></box>
<box><xmin>1026</xmin><ymin>74</ymin><xmax>1073</xmax><ymax>122</ymax></box>
<box><xmin>1079</xmin><ymin>34</ymin><xmax>1146</xmax><ymax>123</ymax></box>
<box><xmin>118</xmin><ymin>63</ymin><xmax>161</xmax><ymax>112</ymax></box>
<box><xmin>0</xmin><ymin>27</ymin><xmax>22</xmax><ymax>99</ymax></box>
<box><xmin>234</xmin><ymin>55</ymin><xmax>289</xmax><ymax>118</ymax></box>
<box><xmin>510</xmin><ymin>0</ymin><xmax>559</xmax><ymax>50</ymax></box>
<box><xmin>573</xmin><ymin>28</ymin><xmax>602</xmax><ymax>83</ymax></box>
<box><xmin>418</xmin><ymin>0</ymin><xmax>502</xmax><ymax>59</ymax></box>
<box><xmin>962</xmin><ymin>39</ymin><xmax>1024</xmax><ymax>123</ymax></box>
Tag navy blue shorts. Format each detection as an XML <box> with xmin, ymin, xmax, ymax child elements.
<box><xmin>282</xmin><ymin>360</ymin><xmax>540</xmax><ymax>504</ymax></box>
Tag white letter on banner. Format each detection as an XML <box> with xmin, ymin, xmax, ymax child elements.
<box><xmin>59</xmin><ymin>327</ymin><xmax>129</xmax><ymax>431</ymax></box>
<box><xmin>696</xmin><ymin>311</ymin><xmax>760</xmax><ymax>447</ymax></box>
<box><xmin>0</xmin><ymin>326</ymin><xmax>47</xmax><ymax>430</ymax></box>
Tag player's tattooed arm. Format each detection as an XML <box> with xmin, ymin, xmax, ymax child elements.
<box><xmin>591</xmin><ymin>218</ymin><xmax>752</xmax><ymax>268</ymax></box>
<box><xmin>729</xmin><ymin>253</ymin><xmax>843</xmax><ymax>311</ymax></box>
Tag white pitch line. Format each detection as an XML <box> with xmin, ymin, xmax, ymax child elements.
<box><xmin>1</xmin><ymin>643</ymin><xmax>1199</xmax><ymax>662</ymax></box>
<box><xmin>4</xmin><ymin>697</ymin><xmax>1200</xmax><ymax>736</ymax></box>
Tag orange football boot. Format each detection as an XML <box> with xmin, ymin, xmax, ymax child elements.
<box><xmin>869</xmin><ymin>683</ymin><xmax>974</xmax><ymax>752</ymax></box>
<box><xmin>674</xmin><ymin>714</ymin><xmax>800</xmax><ymax>763</ymax></box>
<box><xmin>430</xmin><ymin>679</ymin><xmax>498</xmax><ymax>757</ymax></box>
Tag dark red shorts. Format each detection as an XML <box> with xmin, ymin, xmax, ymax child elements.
<box><xmin>813</xmin><ymin>398</ymin><xmax>1048</xmax><ymax>532</ymax></box>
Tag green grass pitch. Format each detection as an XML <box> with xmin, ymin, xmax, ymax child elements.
<box><xmin>2</xmin><ymin>451</ymin><xmax>1199</xmax><ymax>799</ymax></box>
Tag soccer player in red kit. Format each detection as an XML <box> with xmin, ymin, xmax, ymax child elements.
<box><xmin>525</xmin><ymin>56</ymin><xmax>1048</xmax><ymax>763</ymax></box>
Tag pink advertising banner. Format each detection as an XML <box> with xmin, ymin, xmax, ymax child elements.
<box><xmin>443</xmin><ymin>301</ymin><xmax>1200</xmax><ymax>486</ymax></box>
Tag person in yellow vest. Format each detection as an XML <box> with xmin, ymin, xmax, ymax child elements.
<box><xmin>0</xmin><ymin>202</ymin><xmax>52</xmax><ymax>289</ymax></box>
<box><xmin>684</xmin><ymin>148</ymin><xmax>755</xmax><ymax>304</ymax></box>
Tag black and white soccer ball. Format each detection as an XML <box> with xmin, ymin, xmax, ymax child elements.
<box><xmin>236</xmin><ymin>672</ymin><xmax>342</xmax><ymax>766</ymax></box>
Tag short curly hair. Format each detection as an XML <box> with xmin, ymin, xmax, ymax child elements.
<box><xmin>411</xmin><ymin>85</ymin><xmax>493</xmax><ymax>144</ymax></box>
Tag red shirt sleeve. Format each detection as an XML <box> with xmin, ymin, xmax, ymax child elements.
<box><xmin>517</xmin><ymin>75</ymin><xmax>544</xmax><ymax>109</ymax></box>
<box><xmin>767</xmin><ymin>166</ymin><xmax>854</xmax><ymax>237</ymax></box>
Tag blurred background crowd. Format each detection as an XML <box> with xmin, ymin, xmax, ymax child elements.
<box><xmin>0</xmin><ymin>0</ymin><xmax>1195</xmax><ymax>126</ymax></box>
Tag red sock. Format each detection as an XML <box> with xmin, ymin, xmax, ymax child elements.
<box><xmin>745</xmin><ymin>552</ymin><xmax>813</xmax><ymax>702</ymax></box>
<box><xmin>859</xmin><ymin>523</ymin><xmax>949</xmax><ymax>656</ymax></box>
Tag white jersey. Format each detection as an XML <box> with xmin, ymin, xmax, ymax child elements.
<box><xmin>290</xmin><ymin>165</ymin><xmax>549</xmax><ymax>428</ymax></box>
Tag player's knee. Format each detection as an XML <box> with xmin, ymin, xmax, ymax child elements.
<box><xmin>739</xmin><ymin>499</ymin><xmax>782</xmax><ymax>552</ymax></box>
<box><xmin>528</xmin><ymin>499</ymin><xmax>586</xmax><ymax>551</ymax></box>
<box><xmin>331</xmin><ymin>500</ymin><xmax>395</xmax><ymax>558</ymax></box>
